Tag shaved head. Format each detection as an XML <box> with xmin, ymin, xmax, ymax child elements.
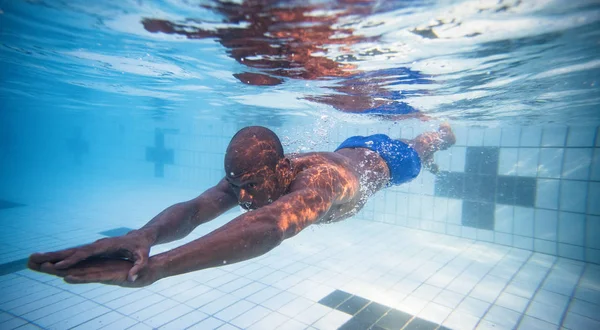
<box><xmin>225</xmin><ymin>126</ymin><xmax>284</xmax><ymax>177</ymax></box>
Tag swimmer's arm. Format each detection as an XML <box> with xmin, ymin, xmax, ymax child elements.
<box><xmin>137</xmin><ymin>178</ymin><xmax>238</xmax><ymax>246</ymax></box>
<box><xmin>148</xmin><ymin>187</ymin><xmax>334</xmax><ymax>280</ymax></box>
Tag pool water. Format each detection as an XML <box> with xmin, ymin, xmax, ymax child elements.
<box><xmin>0</xmin><ymin>0</ymin><xmax>599</xmax><ymax>329</ymax></box>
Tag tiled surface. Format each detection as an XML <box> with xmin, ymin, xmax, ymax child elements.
<box><xmin>0</xmin><ymin>179</ymin><xmax>599</xmax><ymax>330</ymax></box>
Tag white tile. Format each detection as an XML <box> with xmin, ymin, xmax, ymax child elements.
<box><xmin>575</xmin><ymin>286</ymin><xmax>600</xmax><ymax>306</ymax></box>
<box><xmin>456</xmin><ymin>297</ymin><xmax>490</xmax><ymax>318</ymax></box>
<box><xmin>495</xmin><ymin>204</ymin><xmax>514</xmax><ymax>233</ymax></box>
<box><xmin>569</xmin><ymin>298</ymin><xmax>600</xmax><ymax>321</ymax></box>
<box><xmin>398</xmin><ymin>294</ymin><xmax>429</xmax><ymax>315</ymax></box>
<box><xmin>495</xmin><ymin>232</ymin><xmax>512</xmax><ymax>246</ymax></box>
<box><xmin>536</xmin><ymin>179</ymin><xmax>560</xmax><ymax>209</ymax></box>
<box><xmin>588</xmin><ymin>182</ymin><xmax>600</xmax><ymax>215</ymax></box>
<box><xmin>156</xmin><ymin>311</ymin><xmax>208</xmax><ymax>330</ymax></box>
<box><xmin>501</xmin><ymin>128</ymin><xmax>521</xmax><ymax>147</ymax></box>
<box><xmin>199</xmin><ymin>294</ymin><xmax>240</xmax><ymax>315</ymax></box>
<box><xmin>526</xmin><ymin>300</ymin><xmax>565</xmax><ymax>325</ymax></box>
<box><xmin>591</xmin><ymin>149</ymin><xmax>600</xmax><ymax>181</ymax></box>
<box><xmin>537</xmin><ymin>148</ymin><xmax>564</xmax><ymax>178</ymax></box>
<box><xmin>483</xmin><ymin>305</ymin><xmax>521</xmax><ymax>329</ymax></box>
<box><xmin>560</xmin><ymin>180</ymin><xmax>587</xmax><ymax>213</ymax></box>
<box><xmin>513</xmin><ymin>236</ymin><xmax>533</xmax><ymax>250</ymax></box>
<box><xmin>483</xmin><ymin>128</ymin><xmax>501</xmax><ymax>147</ymax></box>
<box><xmin>434</xmin><ymin>290</ymin><xmax>465</xmax><ymax>309</ymax></box>
<box><xmin>230</xmin><ymin>305</ymin><xmax>271</xmax><ymax>329</ymax></box>
<box><xmin>187</xmin><ymin>317</ymin><xmax>224</xmax><ymax>330</ymax></box>
<box><xmin>468</xmin><ymin>128</ymin><xmax>485</xmax><ymax>146</ymax></box>
<box><xmin>246</xmin><ymin>286</ymin><xmax>281</xmax><ymax>305</ymax></box>
<box><xmin>499</xmin><ymin>148</ymin><xmax>519</xmax><ymax>175</ymax></box>
<box><xmin>520</xmin><ymin>127</ymin><xmax>543</xmax><ymax>147</ymax></box>
<box><xmin>567</xmin><ymin>126</ymin><xmax>597</xmax><ymax>147</ymax></box>
<box><xmin>270</xmin><ymin>295</ymin><xmax>311</xmax><ymax>317</ymax></box>
<box><xmin>469</xmin><ymin>275</ymin><xmax>506</xmax><ymax>303</ymax></box>
<box><xmin>412</xmin><ymin>284</ymin><xmax>442</xmax><ymax>301</ymax></box>
<box><xmin>534</xmin><ymin>209</ymin><xmax>558</xmax><ymax>240</ymax></box>
<box><xmin>541</xmin><ymin>127</ymin><xmax>567</xmax><ymax>147</ymax></box>
<box><xmin>558</xmin><ymin>212</ymin><xmax>585</xmax><ymax>245</ymax></box>
<box><xmin>462</xmin><ymin>227</ymin><xmax>477</xmax><ymax>240</ymax></box>
<box><xmin>312</xmin><ymin>309</ymin><xmax>352</xmax><ymax>330</ymax></box>
<box><xmin>558</xmin><ymin>243</ymin><xmax>584</xmax><ymax>260</ymax></box>
<box><xmin>563</xmin><ymin>312</ymin><xmax>600</xmax><ymax>330</ymax></box>
<box><xmin>247</xmin><ymin>311</ymin><xmax>289</xmax><ymax>330</ymax></box>
<box><xmin>144</xmin><ymin>304</ymin><xmax>195</xmax><ymax>328</ymax></box>
<box><xmin>278</xmin><ymin>318</ymin><xmax>309</xmax><ymax>330</ymax></box>
<box><xmin>450</xmin><ymin>147</ymin><xmax>467</xmax><ymax>172</ymax></box>
<box><xmin>562</xmin><ymin>148</ymin><xmax>593</xmax><ymax>180</ymax></box>
<box><xmin>534</xmin><ymin>238</ymin><xmax>557</xmax><ymax>255</ymax></box>
<box><xmin>514</xmin><ymin>206</ymin><xmax>534</xmax><ymax>237</ymax></box>
<box><xmin>418</xmin><ymin>302</ymin><xmax>452</xmax><ymax>324</ymax></box>
<box><xmin>443</xmin><ymin>310</ymin><xmax>480</xmax><ymax>330</ymax></box>
<box><xmin>495</xmin><ymin>292</ymin><xmax>529</xmax><ymax>313</ymax></box>
<box><xmin>435</xmin><ymin>150</ymin><xmax>452</xmax><ymax>171</ymax></box>
<box><xmin>517</xmin><ymin>315</ymin><xmax>558</xmax><ymax>330</ymax></box>
<box><xmin>261</xmin><ymin>291</ymin><xmax>298</xmax><ymax>311</ymax></box>
<box><xmin>447</xmin><ymin>199</ymin><xmax>462</xmax><ymax>224</ymax></box>
<box><xmin>185</xmin><ymin>289</ymin><xmax>226</xmax><ymax>309</ymax></box>
<box><xmin>585</xmin><ymin>248</ymin><xmax>600</xmax><ymax>264</ymax></box>
<box><xmin>294</xmin><ymin>303</ymin><xmax>331</xmax><ymax>325</ymax></box>
<box><xmin>98</xmin><ymin>316</ymin><xmax>137</xmax><ymax>330</ymax></box>
<box><xmin>517</xmin><ymin>148</ymin><xmax>540</xmax><ymax>177</ymax></box>
<box><xmin>586</xmin><ymin>216</ymin><xmax>600</xmax><ymax>249</ymax></box>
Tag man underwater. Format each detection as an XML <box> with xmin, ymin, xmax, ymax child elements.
<box><xmin>29</xmin><ymin>125</ymin><xmax>455</xmax><ymax>287</ymax></box>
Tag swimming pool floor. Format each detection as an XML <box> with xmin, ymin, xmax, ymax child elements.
<box><xmin>0</xmin><ymin>180</ymin><xmax>598</xmax><ymax>330</ymax></box>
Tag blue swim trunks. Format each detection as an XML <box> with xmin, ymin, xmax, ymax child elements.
<box><xmin>335</xmin><ymin>134</ymin><xmax>421</xmax><ymax>186</ymax></box>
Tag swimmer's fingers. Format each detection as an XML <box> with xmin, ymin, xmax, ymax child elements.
<box><xmin>28</xmin><ymin>249</ymin><xmax>79</xmax><ymax>271</ymax></box>
<box><xmin>39</xmin><ymin>262</ymin><xmax>69</xmax><ymax>277</ymax></box>
<box><xmin>127</xmin><ymin>247</ymin><xmax>149</xmax><ymax>282</ymax></box>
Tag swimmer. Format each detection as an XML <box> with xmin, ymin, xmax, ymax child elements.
<box><xmin>28</xmin><ymin>124</ymin><xmax>456</xmax><ymax>287</ymax></box>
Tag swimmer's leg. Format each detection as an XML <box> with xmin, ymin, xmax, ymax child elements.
<box><xmin>404</xmin><ymin>123</ymin><xmax>456</xmax><ymax>174</ymax></box>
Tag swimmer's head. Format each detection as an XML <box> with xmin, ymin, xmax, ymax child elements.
<box><xmin>224</xmin><ymin>126</ymin><xmax>293</xmax><ymax>210</ymax></box>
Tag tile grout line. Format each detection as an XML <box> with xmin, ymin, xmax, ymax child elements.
<box><xmin>512</xmin><ymin>254</ymin><xmax>558</xmax><ymax>329</ymax></box>
<box><xmin>558</xmin><ymin>261</ymin><xmax>587</xmax><ymax>329</ymax></box>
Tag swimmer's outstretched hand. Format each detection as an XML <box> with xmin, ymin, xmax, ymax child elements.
<box><xmin>28</xmin><ymin>229</ymin><xmax>154</xmax><ymax>283</ymax></box>
<box><xmin>36</xmin><ymin>257</ymin><xmax>159</xmax><ymax>288</ymax></box>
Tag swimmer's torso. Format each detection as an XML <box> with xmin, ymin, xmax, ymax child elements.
<box><xmin>286</xmin><ymin>148</ymin><xmax>390</xmax><ymax>223</ymax></box>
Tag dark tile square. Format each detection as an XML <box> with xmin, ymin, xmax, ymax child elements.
<box><xmin>404</xmin><ymin>317</ymin><xmax>439</xmax><ymax>330</ymax></box>
<box><xmin>318</xmin><ymin>290</ymin><xmax>352</xmax><ymax>309</ymax></box>
<box><xmin>0</xmin><ymin>258</ymin><xmax>28</xmax><ymax>276</ymax></box>
<box><xmin>0</xmin><ymin>200</ymin><xmax>25</xmax><ymax>210</ymax></box>
<box><xmin>354</xmin><ymin>302</ymin><xmax>392</xmax><ymax>325</ymax></box>
<box><xmin>434</xmin><ymin>172</ymin><xmax>465</xmax><ymax>199</ymax></box>
<box><xmin>466</xmin><ymin>147</ymin><xmax>499</xmax><ymax>175</ymax></box>
<box><xmin>375</xmin><ymin>309</ymin><xmax>413</xmax><ymax>330</ymax></box>
<box><xmin>462</xmin><ymin>201</ymin><xmax>495</xmax><ymax>230</ymax></box>
<box><xmin>337</xmin><ymin>295</ymin><xmax>371</xmax><ymax>315</ymax></box>
<box><xmin>99</xmin><ymin>227</ymin><xmax>134</xmax><ymax>237</ymax></box>
<box><xmin>463</xmin><ymin>174</ymin><xmax>496</xmax><ymax>202</ymax></box>
<box><xmin>339</xmin><ymin>318</ymin><xmax>385</xmax><ymax>330</ymax></box>
<box><xmin>514</xmin><ymin>177</ymin><xmax>537</xmax><ymax>207</ymax></box>
<box><xmin>496</xmin><ymin>176</ymin><xmax>517</xmax><ymax>204</ymax></box>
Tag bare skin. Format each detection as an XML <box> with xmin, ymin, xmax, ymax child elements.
<box><xmin>28</xmin><ymin>125</ymin><xmax>455</xmax><ymax>287</ymax></box>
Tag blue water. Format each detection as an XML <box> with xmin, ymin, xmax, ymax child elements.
<box><xmin>1</xmin><ymin>1</ymin><xmax>600</xmax><ymax>329</ymax></box>
<box><xmin>1</xmin><ymin>0</ymin><xmax>599</xmax><ymax>127</ymax></box>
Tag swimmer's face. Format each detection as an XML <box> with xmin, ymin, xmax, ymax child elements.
<box><xmin>225</xmin><ymin>164</ymin><xmax>281</xmax><ymax>210</ymax></box>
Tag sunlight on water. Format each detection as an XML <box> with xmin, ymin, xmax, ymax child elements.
<box><xmin>0</xmin><ymin>0</ymin><xmax>599</xmax><ymax>126</ymax></box>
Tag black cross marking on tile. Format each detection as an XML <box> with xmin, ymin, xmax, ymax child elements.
<box><xmin>0</xmin><ymin>258</ymin><xmax>29</xmax><ymax>276</ymax></box>
<box><xmin>434</xmin><ymin>147</ymin><xmax>537</xmax><ymax>230</ymax></box>
<box><xmin>318</xmin><ymin>290</ymin><xmax>449</xmax><ymax>330</ymax></box>
<box><xmin>66</xmin><ymin>127</ymin><xmax>89</xmax><ymax>165</ymax></box>
<box><xmin>146</xmin><ymin>128</ymin><xmax>177</xmax><ymax>178</ymax></box>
